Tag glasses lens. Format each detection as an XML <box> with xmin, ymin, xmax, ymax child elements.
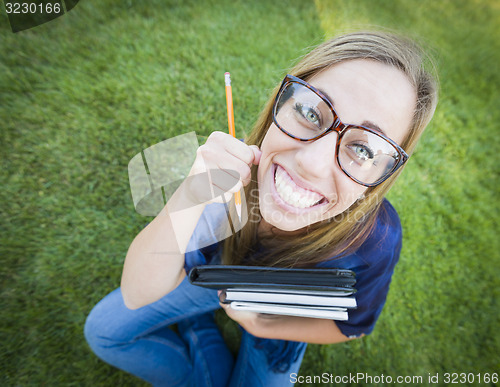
<box><xmin>339</xmin><ymin>128</ymin><xmax>399</xmax><ymax>185</ymax></box>
<box><xmin>275</xmin><ymin>82</ymin><xmax>334</xmax><ymax>139</ymax></box>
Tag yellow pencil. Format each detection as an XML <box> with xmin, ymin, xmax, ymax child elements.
<box><xmin>224</xmin><ymin>72</ymin><xmax>242</xmax><ymax>222</ymax></box>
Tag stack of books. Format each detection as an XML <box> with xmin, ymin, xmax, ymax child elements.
<box><xmin>189</xmin><ymin>265</ymin><xmax>357</xmax><ymax>320</ymax></box>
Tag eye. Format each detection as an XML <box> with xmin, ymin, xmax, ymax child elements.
<box><xmin>294</xmin><ymin>103</ymin><xmax>321</xmax><ymax>128</ymax></box>
<box><xmin>347</xmin><ymin>143</ymin><xmax>374</xmax><ymax>161</ymax></box>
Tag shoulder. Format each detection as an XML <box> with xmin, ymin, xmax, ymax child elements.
<box><xmin>317</xmin><ymin>199</ymin><xmax>402</xmax><ymax>271</ymax></box>
<box><xmin>184</xmin><ymin>203</ymin><xmax>228</xmax><ymax>272</ymax></box>
<box><xmin>377</xmin><ymin>198</ymin><xmax>402</xmax><ymax>235</ymax></box>
<box><xmin>356</xmin><ymin>198</ymin><xmax>402</xmax><ymax>263</ymax></box>
<box><xmin>186</xmin><ymin>203</ymin><xmax>230</xmax><ymax>252</ymax></box>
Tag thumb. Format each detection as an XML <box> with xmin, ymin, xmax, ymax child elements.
<box><xmin>249</xmin><ymin>145</ymin><xmax>262</xmax><ymax>165</ymax></box>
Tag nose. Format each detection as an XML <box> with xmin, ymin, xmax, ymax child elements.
<box><xmin>294</xmin><ymin>131</ymin><xmax>339</xmax><ymax>179</ymax></box>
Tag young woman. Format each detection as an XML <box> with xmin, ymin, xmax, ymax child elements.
<box><xmin>85</xmin><ymin>31</ymin><xmax>438</xmax><ymax>386</ymax></box>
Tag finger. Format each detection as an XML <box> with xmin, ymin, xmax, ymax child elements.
<box><xmin>212</xmin><ymin>158</ymin><xmax>252</xmax><ymax>187</ymax></box>
<box><xmin>249</xmin><ymin>145</ymin><xmax>262</xmax><ymax>165</ymax></box>
<box><xmin>206</xmin><ymin>132</ymin><xmax>249</xmax><ymax>162</ymax></box>
<box><xmin>219</xmin><ymin>302</ymin><xmax>243</xmax><ymax>322</ymax></box>
<box><xmin>219</xmin><ymin>301</ymin><xmax>232</xmax><ymax>314</ymax></box>
<box><xmin>209</xmin><ymin>167</ymin><xmax>244</xmax><ymax>195</ymax></box>
<box><xmin>204</xmin><ymin>132</ymin><xmax>256</xmax><ymax>167</ymax></box>
<box><xmin>212</xmin><ymin>179</ymin><xmax>243</xmax><ymax>198</ymax></box>
<box><xmin>222</xmin><ymin>138</ymin><xmax>259</xmax><ymax>167</ymax></box>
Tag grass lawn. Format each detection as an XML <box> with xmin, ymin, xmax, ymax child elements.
<box><xmin>1</xmin><ymin>0</ymin><xmax>499</xmax><ymax>385</ymax></box>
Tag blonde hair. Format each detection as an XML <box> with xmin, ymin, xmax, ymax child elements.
<box><xmin>222</xmin><ymin>31</ymin><xmax>438</xmax><ymax>268</ymax></box>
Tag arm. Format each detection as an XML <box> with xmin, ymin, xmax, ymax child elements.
<box><xmin>121</xmin><ymin>132</ymin><xmax>261</xmax><ymax>310</ymax></box>
<box><xmin>120</xmin><ymin>190</ymin><xmax>206</xmax><ymax>309</ymax></box>
<box><xmin>219</xmin><ymin>302</ymin><xmax>357</xmax><ymax>344</ymax></box>
<box><xmin>255</xmin><ymin>315</ymin><xmax>354</xmax><ymax>344</ymax></box>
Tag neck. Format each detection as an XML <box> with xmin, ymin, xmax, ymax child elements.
<box><xmin>257</xmin><ymin>218</ymin><xmax>308</xmax><ymax>238</ymax></box>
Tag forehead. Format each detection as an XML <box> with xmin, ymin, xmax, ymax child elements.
<box><xmin>307</xmin><ymin>59</ymin><xmax>416</xmax><ymax>145</ymax></box>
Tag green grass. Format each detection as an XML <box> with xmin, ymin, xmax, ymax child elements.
<box><xmin>1</xmin><ymin>0</ymin><xmax>499</xmax><ymax>385</ymax></box>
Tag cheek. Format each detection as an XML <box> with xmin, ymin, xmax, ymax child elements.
<box><xmin>257</xmin><ymin>126</ymin><xmax>286</xmax><ymax>178</ymax></box>
<box><xmin>323</xmin><ymin>184</ymin><xmax>368</xmax><ymax>219</ymax></box>
<box><xmin>260</xmin><ymin>125</ymin><xmax>283</xmax><ymax>155</ymax></box>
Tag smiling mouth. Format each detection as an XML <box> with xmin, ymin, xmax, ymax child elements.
<box><xmin>274</xmin><ymin>164</ymin><xmax>327</xmax><ymax>209</ymax></box>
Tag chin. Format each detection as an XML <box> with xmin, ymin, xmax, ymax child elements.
<box><xmin>259</xmin><ymin>201</ymin><xmax>331</xmax><ymax>232</ymax></box>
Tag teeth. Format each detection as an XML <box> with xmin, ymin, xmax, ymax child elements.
<box><xmin>274</xmin><ymin>165</ymin><xmax>324</xmax><ymax>208</ymax></box>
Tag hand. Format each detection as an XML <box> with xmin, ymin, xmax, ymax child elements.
<box><xmin>218</xmin><ymin>291</ymin><xmax>260</xmax><ymax>335</ymax></box>
<box><xmin>218</xmin><ymin>291</ymin><xmax>281</xmax><ymax>337</ymax></box>
<box><xmin>186</xmin><ymin>132</ymin><xmax>261</xmax><ymax>205</ymax></box>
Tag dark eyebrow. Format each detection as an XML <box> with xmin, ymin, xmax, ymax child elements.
<box><xmin>317</xmin><ymin>88</ymin><xmax>334</xmax><ymax>105</ymax></box>
<box><xmin>360</xmin><ymin>120</ymin><xmax>387</xmax><ymax>136</ymax></box>
<box><xmin>317</xmin><ymin>86</ymin><xmax>388</xmax><ymax>137</ymax></box>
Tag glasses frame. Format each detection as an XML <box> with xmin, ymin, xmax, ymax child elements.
<box><xmin>272</xmin><ymin>74</ymin><xmax>409</xmax><ymax>187</ymax></box>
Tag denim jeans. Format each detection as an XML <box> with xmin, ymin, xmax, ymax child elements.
<box><xmin>84</xmin><ymin>276</ymin><xmax>307</xmax><ymax>386</ymax></box>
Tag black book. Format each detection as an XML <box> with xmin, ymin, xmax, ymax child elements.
<box><xmin>188</xmin><ymin>265</ymin><xmax>357</xmax><ymax>320</ymax></box>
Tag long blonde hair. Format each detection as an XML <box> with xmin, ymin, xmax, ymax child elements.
<box><xmin>222</xmin><ymin>31</ymin><xmax>438</xmax><ymax>268</ymax></box>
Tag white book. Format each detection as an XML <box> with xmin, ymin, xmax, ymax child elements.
<box><xmin>226</xmin><ymin>287</ymin><xmax>354</xmax><ymax>297</ymax></box>
<box><xmin>222</xmin><ymin>289</ymin><xmax>357</xmax><ymax>308</ymax></box>
<box><xmin>230</xmin><ymin>301</ymin><xmax>349</xmax><ymax>320</ymax></box>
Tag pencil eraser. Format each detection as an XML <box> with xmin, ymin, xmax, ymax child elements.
<box><xmin>224</xmin><ymin>72</ymin><xmax>231</xmax><ymax>86</ymax></box>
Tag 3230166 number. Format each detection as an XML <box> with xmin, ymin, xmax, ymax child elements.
<box><xmin>444</xmin><ymin>373</ymin><xmax>498</xmax><ymax>384</ymax></box>
<box><xmin>5</xmin><ymin>2</ymin><xmax>62</xmax><ymax>14</ymax></box>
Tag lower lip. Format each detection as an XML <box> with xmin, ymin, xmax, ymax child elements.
<box><xmin>269</xmin><ymin>164</ymin><xmax>328</xmax><ymax>215</ymax></box>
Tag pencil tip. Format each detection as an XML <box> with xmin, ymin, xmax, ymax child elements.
<box><xmin>236</xmin><ymin>203</ymin><xmax>242</xmax><ymax>222</ymax></box>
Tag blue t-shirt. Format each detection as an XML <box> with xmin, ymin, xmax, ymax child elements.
<box><xmin>184</xmin><ymin>199</ymin><xmax>402</xmax><ymax>339</ymax></box>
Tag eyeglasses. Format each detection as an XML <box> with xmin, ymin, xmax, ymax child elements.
<box><xmin>272</xmin><ymin>74</ymin><xmax>409</xmax><ymax>187</ymax></box>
